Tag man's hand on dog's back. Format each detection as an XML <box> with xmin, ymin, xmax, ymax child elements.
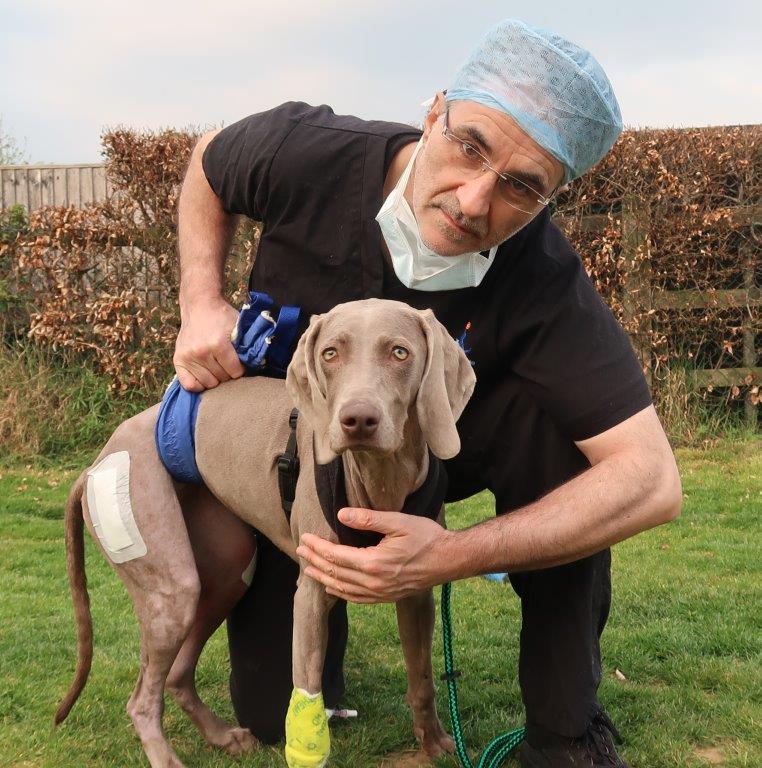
<box><xmin>174</xmin><ymin>129</ymin><xmax>245</xmax><ymax>392</ymax></box>
<box><xmin>174</xmin><ymin>297</ymin><xmax>243</xmax><ymax>392</ymax></box>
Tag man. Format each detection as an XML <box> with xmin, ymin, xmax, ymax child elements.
<box><xmin>174</xmin><ymin>19</ymin><xmax>682</xmax><ymax>767</ymax></box>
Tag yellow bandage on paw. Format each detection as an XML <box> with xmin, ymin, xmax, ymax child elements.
<box><xmin>285</xmin><ymin>688</ymin><xmax>330</xmax><ymax>768</ymax></box>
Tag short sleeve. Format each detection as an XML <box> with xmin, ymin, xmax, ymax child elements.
<box><xmin>201</xmin><ymin>101</ymin><xmax>313</xmax><ymax>220</ymax></box>
<box><xmin>506</xmin><ymin>224</ymin><xmax>653</xmax><ymax>441</ymax></box>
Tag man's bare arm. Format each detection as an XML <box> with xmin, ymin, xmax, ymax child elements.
<box><xmin>174</xmin><ymin>129</ymin><xmax>245</xmax><ymax>392</ymax></box>
<box><xmin>442</xmin><ymin>405</ymin><xmax>682</xmax><ymax>578</ymax></box>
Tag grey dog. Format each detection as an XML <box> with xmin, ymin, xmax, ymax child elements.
<box><xmin>54</xmin><ymin>298</ymin><xmax>476</xmax><ymax>768</ymax></box>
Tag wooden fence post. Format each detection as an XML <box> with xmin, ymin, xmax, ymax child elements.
<box><xmin>621</xmin><ymin>195</ymin><xmax>653</xmax><ymax>387</ymax></box>
<box><xmin>741</xmin><ymin>242</ymin><xmax>759</xmax><ymax>430</ymax></box>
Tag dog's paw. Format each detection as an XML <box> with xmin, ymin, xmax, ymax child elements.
<box><xmin>415</xmin><ymin>718</ymin><xmax>455</xmax><ymax>758</ymax></box>
<box><xmin>221</xmin><ymin>726</ymin><xmax>258</xmax><ymax>755</ymax></box>
<box><xmin>285</xmin><ymin>688</ymin><xmax>330</xmax><ymax>768</ymax></box>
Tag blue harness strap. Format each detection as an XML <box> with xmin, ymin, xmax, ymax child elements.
<box><xmin>155</xmin><ymin>292</ymin><xmax>301</xmax><ymax>484</ymax></box>
<box><xmin>267</xmin><ymin>305</ymin><xmax>301</xmax><ymax>375</ymax></box>
<box><xmin>234</xmin><ymin>292</ymin><xmax>276</xmax><ymax>370</ymax></box>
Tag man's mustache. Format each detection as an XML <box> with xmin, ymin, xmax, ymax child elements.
<box><xmin>435</xmin><ymin>199</ymin><xmax>488</xmax><ymax>239</ymax></box>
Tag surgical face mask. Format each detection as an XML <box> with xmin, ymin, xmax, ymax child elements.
<box><xmin>375</xmin><ymin>139</ymin><xmax>499</xmax><ymax>292</ymax></box>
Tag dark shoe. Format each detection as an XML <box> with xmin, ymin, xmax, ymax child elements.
<box><xmin>519</xmin><ymin>708</ymin><xmax>630</xmax><ymax>767</ymax></box>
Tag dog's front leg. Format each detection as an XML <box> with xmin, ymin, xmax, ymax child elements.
<box><xmin>286</xmin><ymin>573</ymin><xmax>336</xmax><ymax>768</ymax></box>
<box><xmin>396</xmin><ymin>589</ymin><xmax>455</xmax><ymax>758</ymax></box>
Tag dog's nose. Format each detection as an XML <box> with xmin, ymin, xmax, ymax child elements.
<box><xmin>339</xmin><ymin>402</ymin><xmax>380</xmax><ymax>440</ymax></box>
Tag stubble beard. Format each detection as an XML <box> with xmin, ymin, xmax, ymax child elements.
<box><xmin>411</xmin><ymin>141</ymin><xmax>526</xmax><ymax>256</ymax></box>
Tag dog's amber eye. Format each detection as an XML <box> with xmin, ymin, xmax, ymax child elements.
<box><xmin>321</xmin><ymin>347</ymin><xmax>338</xmax><ymax>361</ymax></box>
<box><xmin>392</xmin><ymin>346</ymin><xmax>409</xmax><ymax>361</ymax></box>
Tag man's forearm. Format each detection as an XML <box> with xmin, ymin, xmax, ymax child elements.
<box><xmin>172</xmin><ymin>131</ymin><xmax>247</xmax><ymax>391</ymax></box>
<box><xmin>177</xmin><ymin>131</ymin><xmax>239</xmax><ymax>317</ymax></box>
<box><xmin>442</xmin><ymin>450</ymin><xmax>681</xmax><ymax>578</ymax></box>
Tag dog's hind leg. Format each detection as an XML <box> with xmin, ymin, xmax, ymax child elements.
<box><xmin>125</xmin><ymin>574</ymin><xmax>199</xmax><ymax>768</ymax></box>
<box><xmin>396</xmin><ymin>588</ymin><xmax>455</xmax><ymax>759</ymax></box>
<box><xmin>165</xmin><ymin>486</ymin><xmax>258</xmax><ymax>755</ymax></box>
<box><xmin>86</xmin><ymin>408</ymin><xmax>201</xmax><ymax>768</ymax></box>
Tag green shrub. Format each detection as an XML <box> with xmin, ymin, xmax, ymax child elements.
<box><xmin>0</xmin><ymin>341</ymin><xmax>155</xmax><ymax>462</ymax></box>
<box><xmin>655</xmin><ymin>361</ymin><xmax>757</xmax><ymax>446</ymax></box>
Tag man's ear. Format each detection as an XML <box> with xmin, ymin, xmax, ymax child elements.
<box><xmin>414</xmin><ymin>309</ymin><xmax>476</xmax><ymax>460</ymax></box>
<box><xmin>422</xmin><ymin>91</ymin><xmax>447</xmax><ymax>139</ymax></box>
<box><xmin>285</xmin><ymin>314</ymin><xmax>335</xmax><ymax>464</ymax></box>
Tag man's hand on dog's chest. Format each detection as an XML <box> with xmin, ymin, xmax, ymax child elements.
<box><xmin>297</xmin><ymin>508</ymin><xmax>454</xmax><ymax>604</ymax></box>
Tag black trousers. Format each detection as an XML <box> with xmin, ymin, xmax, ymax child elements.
<box><xmin>227</xmin><ymin>533</ymin><xmax>612</xmax><ymax>744</ymax></box>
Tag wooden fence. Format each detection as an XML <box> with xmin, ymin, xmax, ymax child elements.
<box><xmin>558</xmin><ymin>199</ymin><xmax>760</xmax><ymax>428</ymax></box>
<box><xmin>2</xmin><ymin>164</ymin><xmax>759</xmax><ymax>427</ymax></box>
<box><xmin>0</xmin><ymin>164</ymin><xmax>113</xmax><ymax>209</ymax></box>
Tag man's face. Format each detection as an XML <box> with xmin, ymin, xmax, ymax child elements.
<box><xmin>407</xmin><ymin>94</ymin><xmax>565</xmax><ymax>256</ymax></box>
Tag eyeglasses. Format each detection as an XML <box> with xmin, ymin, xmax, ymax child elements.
<box><xmin>441</xmin><ymin>108</ymin><xmax>554</xmax><ymax>215</ymax></box>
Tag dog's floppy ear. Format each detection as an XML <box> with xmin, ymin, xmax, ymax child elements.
<box><xmin>285</xmin><ymin>314</ymin><xmax>335</xmax><ymax>464</ymax></box>
<box><xmin>415</xmin><ymin>309</ymin><xmax>476</xmax><ymax>460</ymax></box>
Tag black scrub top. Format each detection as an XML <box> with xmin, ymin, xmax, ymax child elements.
<box><xmin>202</xmin><ymin>101</ymin><xmax>652</xmax><ymax>513</ymax></box>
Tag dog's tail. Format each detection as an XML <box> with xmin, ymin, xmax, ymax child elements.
<box><xmin>54</xmin><ymin>473</ymin><xmax>93</xmax><ymax>726</ymax></box>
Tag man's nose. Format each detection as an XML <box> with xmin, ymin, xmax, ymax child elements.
<box><xmin>339</xmin><ymin>401</ymin><xmax>380</xmax><ymax>440</ymax></box>
<box><xmin>456</xmin><ymin>171</ymin><xmax>496</xmax><ymax>220</ymax></box>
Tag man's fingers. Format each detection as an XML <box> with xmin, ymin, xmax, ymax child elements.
<box><xmin>305</xmin><ymin>568</ymin><xmax>385</xmax><ymax>603</ymax></box>
<box><xmin>298</xmin><ymin>548</ymin><xmax>375</xmax><ymax>590</ymax></box>
<box><xmin>175</xmin><ymin>339</ymin><xmax>234</xmax><ymax>388</ymax></box>
<box><xmin>215</xmin><ymin>342</ymin><xmax>246</xmax><ymax>380</ymax></box>
<box><xmin>175</xmin><ymin>361</ymin><xmax>220</xmax><ymax>391</ymax></box>
<box><xmin>325</xmin><ymin>586</ymin><xmax>382</xmax><ymax>604</ymax></box>
<box><xmin>298</xmin><ymin>533</ymin><xmax>373</xmax><ymax>571</ymax></box>
<box><xmin>304</xmin><ymin>566</ymin><xmax>361</xmax><ymax>595</ymax></box>
<box><xmin>188</xmin><ymin>362</ymin><xmax>221</xmax><ymax>390</ymax></box>
<box><xmin>192</xmin><ymin>350</ymin><xmax>232</xmax><ymax>384</ymax></box>
<box><xmin>322</xmin><ymin>579</ymin><xmax>405</xmax><ymax>604</ymax></box>
<box><xmin>175</xmin><ymin>368</ymin><xmax>204</xmax><ymax>393</ymax></box>
<box><xmin>337</xmin><ymin>507</ymin><xmax>410</xmax><ymax>535</ymax></box>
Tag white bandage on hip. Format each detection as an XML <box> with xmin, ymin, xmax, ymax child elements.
<box><xmin>86</xmin><ymin>451</ymin><xmax>147</xmax><ymax>563</ymax></box>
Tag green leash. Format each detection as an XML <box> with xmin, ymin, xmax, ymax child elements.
<box><xmin>440</xmin><ymin>581</ymin><xmax>526</xmax><ymax>768</ymax></box>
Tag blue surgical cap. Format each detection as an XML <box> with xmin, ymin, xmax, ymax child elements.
<box><xmin>446</xmin><ymin>19</ymin><xmax>623</xmax><ymax>184</ymax></box>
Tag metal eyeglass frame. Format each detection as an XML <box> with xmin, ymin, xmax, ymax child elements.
<box><xmin>441</xmin><ymin>107</ymin><xmax>554</xmax><ymax>214</ymax></box>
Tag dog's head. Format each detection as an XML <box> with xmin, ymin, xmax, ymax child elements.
<box><xmin>286</xmin><ymin>299</ymin><xmax>476</xmax><ymax>464</ymax></box>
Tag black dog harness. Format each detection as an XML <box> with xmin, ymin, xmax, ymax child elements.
<box><xmin>277</xmin><ymin>410</ymin><xmax>447</xmax><ymax>548</ymax></box>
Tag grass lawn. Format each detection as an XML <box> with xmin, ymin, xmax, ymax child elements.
<box><xmin>0</xmin><ymin>438</ymin><xmax>759</xmax><ymax>767</ymax></box>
